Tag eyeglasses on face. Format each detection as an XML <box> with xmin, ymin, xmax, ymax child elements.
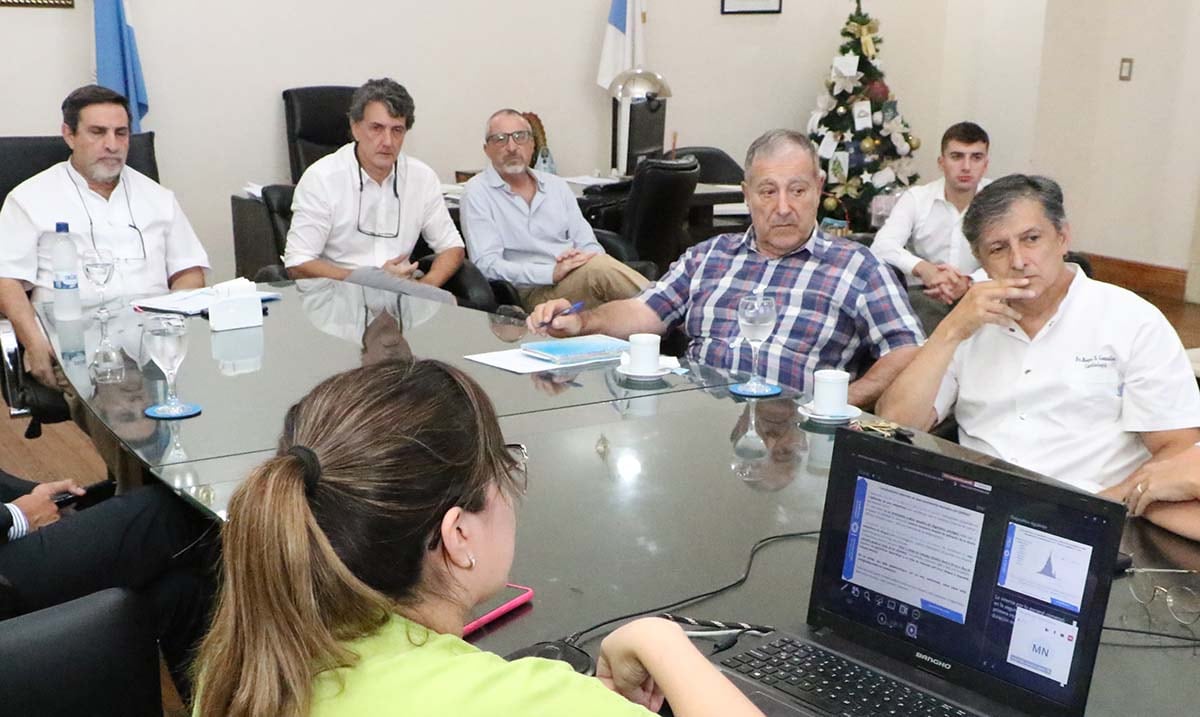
<box><xmin>486</xmin><ymin>130</ymin><xmax>534</xmax><ymax>147</ymax></box>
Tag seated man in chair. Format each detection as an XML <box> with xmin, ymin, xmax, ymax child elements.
<box><xmin>461</xmin><ymin>108</ymin><xmax>647</xmax><ymax>310</ymax></box>
<box><xmin>0</xmin><ymin>85</ymin><xmax>209</xmax><ymax>390</ymax></box>
<box><xmin>528</xmin><ymin>129</ymin><xmax>923</xmax><ymax>406</ymax></box>
<box><xmin>1</xmin><ymin>471</ymin><xmax>216</xmax><ymax>701</ymax></box>
<box><xmin>876</xmin><ymin>175</ymin><xmax>1200</xmax><ymax>538</ymax></box>
<box><xmin>284</xmin><ymin>78</ymin><xmax>465</xmax><ymax>287</ymax></box>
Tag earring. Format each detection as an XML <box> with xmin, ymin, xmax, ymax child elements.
<box><xmin>467</xmin><ymin>554</ymin><xmax>477</xmax><ymax>570</ymax></box>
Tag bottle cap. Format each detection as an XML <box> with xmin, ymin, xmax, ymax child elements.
<box><xmin>55</xmin><ymin>222</ymin><xmax>69</xmax><ymax>232</ymax></box>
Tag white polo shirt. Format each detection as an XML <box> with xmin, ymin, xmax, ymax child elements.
<box><xmin>933</xmin><ymin>266</ymin><xmax>1200</xmax><ymax>491</ymax></box>
<box><xmin>870</xmin><ymin>177</ymin><xmax>991</xmax><ymax>285</ymax></box>
<box><xmin>0</xmin><ymin>161</ymin><xmax>210</xmax><ymax>303</ymax></box>
<box><xmin>283</xmin><ymin>143</ymin><xmax>463</xmax><ymax>270</ymax></box>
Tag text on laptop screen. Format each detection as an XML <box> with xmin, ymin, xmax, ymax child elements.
<box><xmin>814</xmin><ymin>444</ymin><xmax>1116</xmax><ymax>709</ymax></box>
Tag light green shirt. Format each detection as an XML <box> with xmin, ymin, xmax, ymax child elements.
<box><xmin>310</xmin><ymin>615</ymin><xmax>655</xmax><ymax>716</ymax></box>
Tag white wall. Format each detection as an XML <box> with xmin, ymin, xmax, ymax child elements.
<box><xmin>8</xmin><ymin>0</ymin><xmax>1183</xmax><ymax>282</ymax></box>
<box><xmin>1034</xmin><ymin>0</ymin><xmax>1200</xmax><ymax>271</ymax></box>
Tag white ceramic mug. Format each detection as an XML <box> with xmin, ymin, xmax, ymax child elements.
<box><xmin>628</xmin><ymin>333</ymin><xmax>661</xmax><ymax>374</ymax></box>
<box><xmin>813</xmin><ymin>369</ymin><xmax>850</xmax><ymax>416</ymax></box>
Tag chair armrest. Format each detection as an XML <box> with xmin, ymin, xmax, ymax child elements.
<box><xmin>253</xmin><ymin>264</ymin><xmax>291</xmax><ymax>283</ymax></box>
<box><xmin>595</xmin><ymin>229</ymin><xmax>636</xmax><ymax>263</ymax></box>
<box><xmin>415</xmin><ymin>257</ymin><xmax>498</xmax><ymax>313</ymax></box>
<box><xmin>488</xmin><ymin>280</ymin><xmax>522</xmax><ymax>308</ymax></box>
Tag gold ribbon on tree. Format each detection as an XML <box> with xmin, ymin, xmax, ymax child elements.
<box><xmin>844</xmin><ymin>18</ymin><xmax>880</xmax><ymax>59</ymax></box>
<box><xmin>830</xmin><ymin>176</ymin><xmax>864</xmax><ymax>200</ymax></box>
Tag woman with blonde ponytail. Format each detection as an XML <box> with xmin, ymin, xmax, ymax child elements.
<box><xmin>193</xmin><ymin>359</ymin><xmax>762</xmax><ymax>717</ymax></box>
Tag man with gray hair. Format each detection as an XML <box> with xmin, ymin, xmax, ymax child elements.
<box><xmin>461</xmin><ymin>108</ymin><xmax>647</xmax><ymax>310</ymax></box>
<box><xmin>284</xmin><ymin>78</ymin><xmax>464</xmax><ymax>286</ymax></box>
<box><xmin>878</xmin><ymin>175</ymin><xmax>1200</xmax><ymax>528</ymax></box>
<box><xmin>528</xmin><ymin>129</ymin><xmax>922</xmax><ymax>405</ymax></box>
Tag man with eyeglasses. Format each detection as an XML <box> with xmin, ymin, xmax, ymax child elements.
<box><xmin>0</xmin><ymin>85</ymin><xmax>210</xmax><ymax>389</ymax></box>
<box><xmin>284</xmin><ymin>78</ymin><xmax>465</xmax><ymax>287</ymax></box>
<box><xmin>461</xmin><ymin>109</ymin><xmax>647</xmax><ymax>310</ymax></box>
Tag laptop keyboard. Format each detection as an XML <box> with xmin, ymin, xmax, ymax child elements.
<box><xmin>720</xmin><ymin>636</ymin><xmax>978</xmax><ymax>717</ymax></box>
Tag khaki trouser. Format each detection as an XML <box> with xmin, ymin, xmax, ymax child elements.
<box><xmin>517</xmin><ymin>254</ymin><xmax>649</xmax><ymax>311</ymax></box>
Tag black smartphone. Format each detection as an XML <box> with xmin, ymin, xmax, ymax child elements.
<box><xmin>1114</xmin><ymin>551</ymin><xmax>1133</xmax><ymax>575</ymax></box>
<box><xmin>51</xmin><ymin>480</ymin><xmax>116</xmax><ymax>510</ymax></box>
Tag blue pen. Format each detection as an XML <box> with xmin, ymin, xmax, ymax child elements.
<box><xmin>538</xmin><ymin>300</ymin><xmax>586</xmax><ymax>328</ymax></box>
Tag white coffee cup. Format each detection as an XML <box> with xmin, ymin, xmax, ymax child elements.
<box><xmin>628</xmin><ymin>333</ymin><xmax>661</xmax><ymax>374</ymax></box>
<box><xmin>813</xmin><ymin>369</ymin><xmax>850</xmax><ymax>416</ymax></box>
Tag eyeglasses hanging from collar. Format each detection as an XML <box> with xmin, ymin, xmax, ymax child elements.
<box><xmin>64</xmin><ymin>165</ymin><xmax>148</xmax><ymax>261</ymax></box>
<box><xmin>354</xmin><ymin>146</ymin><xmax>403</xmax><ymax>239</ymax></box>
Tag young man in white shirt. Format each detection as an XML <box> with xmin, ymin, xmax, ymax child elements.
<box><xmin>870</xmin><ymin>122</ymin><xmax>991</xmax><ymax>333</ymax></box>
<box><xmin>877</xmin><ymin>175</ymin><xmax>1200</xmax><ymax>539</ymax></box>
<box><xmin>284</xmin><ymin>78</ymin><xmax>465</xmax><ymax>287</ymax></box>
<box><xmin>460</xmin><ymin>108</ymin><xmax>647</xmax><ymax>310</ymax></box>
<box><xmin>0</xmin><ymin>85</ymin><xmax>209</xmax><ymax>389</ymax></box>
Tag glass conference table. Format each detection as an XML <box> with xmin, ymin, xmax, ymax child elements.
<box><xmin>39</xmin><ymin>287</ymin><xmax>1200</xmax><ymax>716</ymax></box>
<box><xmin>36</xmin><ymin>279</ymin><xmax>737</xmax><ymax>468</ymax></box>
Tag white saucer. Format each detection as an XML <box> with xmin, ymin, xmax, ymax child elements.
<box><xmin>616</xmin><ymin>364</ymin><xmax>672</xmax><ymax>380</ymax></box>
<box><xmin>799</xmin><ymin>401</ymin><xmax>862</xmax><ymax>423</ymax></box>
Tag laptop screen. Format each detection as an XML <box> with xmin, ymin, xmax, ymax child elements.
<box><xmin>810</xmin><ymin>430</ymin><xmax>1124</xmax><ymax>716</ymax></box>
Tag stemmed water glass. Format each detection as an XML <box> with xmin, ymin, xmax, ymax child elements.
<box><xmin>142</xmin><ymin>314</ymin><xmax>200</xmax><ymax>419</ymax></box>
<box><xmin>731</xmin><ymin>292</ymin><xmax>781</xmax><ymax>397</ymax></box>
<box><xmin>82</xmin><ymin>248</ymin><xmax>115</xmax><ymax>321</ymax></box>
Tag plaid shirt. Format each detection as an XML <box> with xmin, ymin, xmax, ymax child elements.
<box><xmin>639</xmin><ymin>227</ymin><xmax>924</xmax><ymax>393</ymax></box>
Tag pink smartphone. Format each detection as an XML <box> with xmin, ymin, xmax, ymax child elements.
<box><xmin>463</xmin><ymin>582</ymin><xmax>534</xmax><ymax>636</ymax></box>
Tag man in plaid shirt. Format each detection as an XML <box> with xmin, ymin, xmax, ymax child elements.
<box><xmin>528</xmin><ymin>129</ymin><xmax>923</xmax><ymax>406</ymax></box>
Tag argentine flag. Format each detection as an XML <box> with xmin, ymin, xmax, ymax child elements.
<box><xmin>95</xmin><ymin>0</ymin><xmax>149</xmax><ymax>131</ymax></box>
<box><xmin>596</xmin><ymin>0</ymin><xmax>645</xmax><ymax>90</ymax></box>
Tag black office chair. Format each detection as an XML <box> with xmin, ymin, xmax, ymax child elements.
<box><xmin>661</xmin><ymin>146</ymin><xmax>743</xmax><ymax>184</ymax></box>
<box><xmin>283</xmin><ymin>86</ymin><xmax>356</xmax><ymax>184</ymax></box>
<box><xmin>0</xmin><ymin>588</ymin><xmax>162</xmax><ymax>716</ymax></box>
<box><xmin>0</xmin><ymin>132</ymin><xmax>159</xmax><ymax>208</ymax></box>
<box><xmin>0</xmin><ymin>133</ymin><xmax>159</xmax><ymax>434</ymax></box>
<box><xmin>257</xmin><ymin>184</ymin><xmax>499</xmax><ymax>311</ymax></box>
<box><xmin>620</xmin><ymin>157</ymin><xmax>700</xmax><ymax>277</ymax></box>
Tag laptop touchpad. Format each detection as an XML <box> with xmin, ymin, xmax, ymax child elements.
<box><xmin>747</xmin><ymin>690</ymin><xmax>819</xmax><ymax>716</ymax></box>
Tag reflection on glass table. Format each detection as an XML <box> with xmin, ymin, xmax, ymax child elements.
<box><xmin>729</xmin><ymin>397</ymin><xmax>807</xmax><ymax>491</ymax></box>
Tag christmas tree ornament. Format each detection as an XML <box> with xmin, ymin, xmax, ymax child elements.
<box><xmin>864</xmin><ymin>78</ymin><xmax>890</xmax><ymax>104</ymax></box>
<box><xmin>872</xmin><ymin>111</ymin><xmax>883</xmax><ymax>126</ymax></box>
<box><xmin>908</xmin><ymin>135</ymin><xmax>921</xmax><ymax>151</ymax></box>
<box><xmin>859</xmin><ymin>137</ymin><xmax>877</xmax><ymax>152</ymax></box>
<box><xmin>835</xmin><ymin>105</ymin><xmax>847</xmax><ymax>116</ymax></box>
<box><xmin>823</xmin><ymin>196</ymin><xmax>841</xmax><ymax>212</ymax></box>
<box><xmin>830</xmin><ymin>56</ymin><xmax>864</xmax><ymax>95</ymax></box>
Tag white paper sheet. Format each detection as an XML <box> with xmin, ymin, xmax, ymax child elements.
<box><xmin>464</xmin><ymin>348</ymin><xmax>620</xmax><ymax>374</ymax></box>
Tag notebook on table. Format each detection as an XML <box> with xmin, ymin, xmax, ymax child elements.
<box><xmin>713</xmin><ymin>429</ymin><xmax>1125</xmax><ymax>717</ymax></box>
<box><xmin>519</xmin><ymin>335</ymin><xmax>628</xmax><ymax>365</ymax></box>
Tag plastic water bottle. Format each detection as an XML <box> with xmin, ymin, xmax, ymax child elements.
<box><xmin>50</xmin><ymin>222</ymin><xmax>82</xmax><ymax>321</ymax></box>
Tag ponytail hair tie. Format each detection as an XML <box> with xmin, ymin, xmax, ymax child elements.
<box><xmin>287</xmin><ymin>445</ymin><xmax>321</xmax><ymax>496</ymax></box>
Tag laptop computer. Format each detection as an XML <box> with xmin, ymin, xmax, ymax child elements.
<box><xmin>713</xmin><ymin>429</ymin><xmax>1125</xmax><ymax>717</ymax></box>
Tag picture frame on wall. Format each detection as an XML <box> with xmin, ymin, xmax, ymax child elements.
<box><xmin>721</xmin><ymin>0</ymin><xmax>782</xmax><ymax>14</ymax></box>
<box><xmin>0</xmin><ymin>0</ymin><xmax>74</xmax><ymax>6</ymax></box>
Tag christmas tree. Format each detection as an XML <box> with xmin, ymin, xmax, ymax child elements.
<box><xmin>807</xmin><ymin>1</ymin><xmax>921</xmax><ymax>232</ymax></box>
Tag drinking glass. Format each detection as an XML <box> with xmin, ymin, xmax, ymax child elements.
<box><xmin>88</xmin><ymin>316</ymin><xmax>125</xmax><ymax>384</ymax></box>
<box><xmin>732</xmin><ymin>293</ymin><xmax>780</xmax><ymax>396</ymax></box>
<box><xmin>142</xmin><ymin>314</ymin><xmax>199</xmax><ymax>419</ymax></box>
<box><xmin>82</xmin><ymin>248</ymin><xmax>115</xmax><ymax>320</ymax></box>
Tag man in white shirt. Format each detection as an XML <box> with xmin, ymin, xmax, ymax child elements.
<box><xmin>284</xmin><ymin>78</ymin><xmax>465</xmax><ymax>287</ymax></box>
<box><xmin>461</xmin><ymin>108</ymin><xmax>647</xmax><ymax>310</ymax></box>
<box><xmin>877</xmin><ymin>175</ymin><xmax>1200</xmax><ymax>538</ymax></box>
<box><xmin>0</xmin><ymin>85</ymin><xmax>210</xmax><ymax>389</ymax></box>
<box><xmin>870</xmin><ymin>122</ymin><xmax>991</xmax><ymax>333</ymax></box>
